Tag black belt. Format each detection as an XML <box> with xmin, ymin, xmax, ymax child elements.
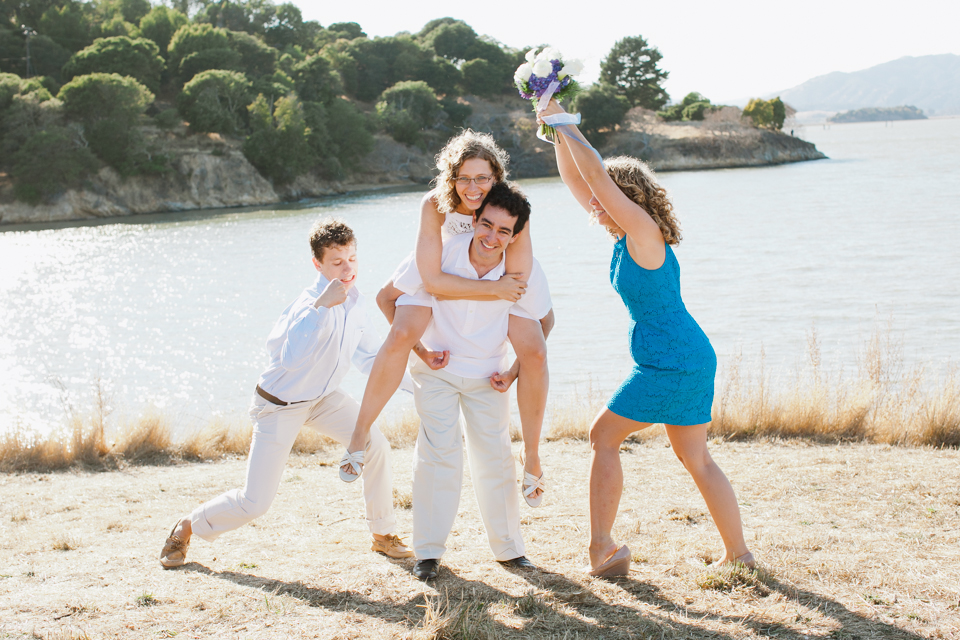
<box><xmin>256</xmin><ymin>385</ymin><xmax>307</xmax><ymax>407</ymax></box>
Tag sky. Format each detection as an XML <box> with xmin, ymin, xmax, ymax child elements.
<box><xmin>294</xmin><ymin>0</ymin><xmax>960</xmax><ymax>105</ymax></box>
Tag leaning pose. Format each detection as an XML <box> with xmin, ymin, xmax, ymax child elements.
<box><xmin>341</xmin><ymin>130</ymin><xmax>554</xmax><ymax>507</ymax></box>
<box><xmin>160</xmin><ymin>219</ymin><xmax>414</xmax><ymax>568</ymax></box>
<box><xmin>538</xmin><ymin>100</ymin><xmax>753</xmax><ymax>576</ymax></box>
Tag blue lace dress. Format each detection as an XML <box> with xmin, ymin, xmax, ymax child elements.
<box><xmin>607</xmin><ymin>236</ymin><xmax>716</xmax><ymax>426</ymax></box>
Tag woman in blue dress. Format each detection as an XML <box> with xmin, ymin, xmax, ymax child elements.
<box><xmin>538</xmin><ymin>99</ymin><xmax>753</xmax><ymax>577</ymax></box>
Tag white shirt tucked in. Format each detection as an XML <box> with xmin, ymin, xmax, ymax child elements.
<box><xmin>257</xmin><ymin>274</ymin><xmax>408</xmax><ymax>403</ymax></box>
<box><xmin>396</xmin><ymin>233</ymin><xmax>516</xmax><ymax>379</ymax></box>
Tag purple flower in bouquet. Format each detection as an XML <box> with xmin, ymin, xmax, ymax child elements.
<box><xmin>514</xmin><ymin>47</ymin><xmax>584</xmax><ymax>142</ymax></box>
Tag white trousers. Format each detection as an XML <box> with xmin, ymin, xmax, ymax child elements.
<box><xmin>411</xmin><ymin>364</ymin><xmax>524</xmax><ymax>561</ymax></box>
<box><xmin>190</xmin><ymin>388</ymin><xmax>396</xmax><ymax>542</ymax></box>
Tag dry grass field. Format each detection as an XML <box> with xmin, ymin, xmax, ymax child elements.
<box><xmin>2</xmin><ymin>436</ymin><xmax>958</xmax><ymax>639</ymax></box>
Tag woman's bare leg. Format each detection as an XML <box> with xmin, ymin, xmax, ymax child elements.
<box><xmin>346</xmin><ymin>304</ymin><xmax>432</xmax><ymax>454</ymax></box>
<box><xmin>507</xmin><ymin>312</ymin><xmax>553</xmax><ymax>490</ymax></box>
<box><xmin>587</xmin><ymin>408</ymin><xmax>648</xmax><ymax>568</ymax></box>
<box><xmin>664</xmin><ymin>423</ymin><xmax>750</xmax><ymax>563</ymax></box>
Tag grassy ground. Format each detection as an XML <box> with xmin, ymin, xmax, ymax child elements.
<box><xmin>1</xmin><ymin>437</ymin><xmax>958</xmax><ymax>639</ymax></box>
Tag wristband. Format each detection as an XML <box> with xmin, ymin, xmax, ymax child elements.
<box><xmin>541</xmin><ymin>112</ymin><xmax>582</xmax><ymax>126</ymax></box>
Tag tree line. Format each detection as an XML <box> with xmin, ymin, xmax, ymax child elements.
<box><xmin>1</xmin><ymin>1</ymin><xmax>784</xmax><ymax>204</ymax></box>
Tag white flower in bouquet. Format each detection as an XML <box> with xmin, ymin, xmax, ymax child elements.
<box><xmin>525</xmin><ymin>48</ymin><xmax>538</xmax><ymax>63</ymax></box>
<box><xmin>532</xmin><ymin>59</ymin><xmax>553</xmax><ymax>78</ymax></box>
<box><xmin>514</xmin><ymin>62</ymin><xmax>534</xmax><ymax>83</ymax></box>
<box><xmin>539</xmin><ymin>47</ymin><xmax>562</xmax><ymax>63</ymax></box>
<box><xmin>559</xmin><ymin>59</ymin><xmax>584</xmax><ymax>79</ymax></box>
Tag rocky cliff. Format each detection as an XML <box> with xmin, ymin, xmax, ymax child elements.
<box><xmin>0</xmin><ymin>102</ymin><xmax>825</xmax><ymax>226</ymax></box>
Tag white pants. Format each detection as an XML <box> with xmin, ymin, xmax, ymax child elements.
<box><xmin>190</xmin><ymin>389</ymin><xmax>396</xmax><ymax>542</ymax></box>
<box><xmin>411</xmin><ymin>364</ymin><xmax>524</xmax><ymax>561</ymax></box>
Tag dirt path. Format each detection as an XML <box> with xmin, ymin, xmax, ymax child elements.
<box><xmin>2</xmin><ymin>439</ymin><xmax>957</xmax><ymax>639</ymax></box>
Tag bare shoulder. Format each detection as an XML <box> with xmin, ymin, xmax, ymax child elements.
<box><xmin>625</xmin><ymin>232</ymin><xmax>666</xmax><ymax>271</ymax></box>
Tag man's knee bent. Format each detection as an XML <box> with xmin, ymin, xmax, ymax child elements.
<box><xmin>236</xmin><ymin>490</ymin><xmax>275</xmax><ymax>521</ymax></box>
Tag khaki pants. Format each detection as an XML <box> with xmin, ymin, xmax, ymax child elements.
<box><xmin>190</xmin><ymin>389</ymin><xmax>396</xmax><ymax>542</ymax></box>
<box><xmin>411</xmin><ymin>364</ymin><xmax>524</xmax><ymax>561</ymax></box>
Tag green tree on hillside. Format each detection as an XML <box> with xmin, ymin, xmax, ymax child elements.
<box><xmin>573</xmin><ymin>83</ymin><xmax>630</xmax><ymax>135</ymax></box>
<box><xmin>304</xmin><ymin>97</ymin><xmax>373</xmax><ymax>173</ymax></box>
<box><xmin>376</xmin><ymin>79</ymin><xmax>441</xmax><ymax>146</ymax></box>
<box><xmin>292</xmin><ymin>54</ymin><xmax>342</xmax><ymax>104</ymax></box>
<box><xmin>62</xmin><ymin>36</ymin><xmax>164</xmax><ymax>92</ymax></box>
<box><xmin>138</xmin><ymin>6</ymin><xmax>188</xmax><ymax>57</ymax></box>
<box><xmin>334</xmin><ymin>36</ymin><xmax>460</xmax><ymax>101</ymax></box>
<box><xmin>37</xmin><ymin>1</ymin><xmax>98</xmax><ymax>52</ymax></box>
<box><xmin>743</xmin><ymin>96</ymin><xmax>785</xmax><ymax>130</ymax></box>
<box><xmin>243</xmin><ymin>92</ymin><xmax>315</xmax><ymax>184</ymax></box>
<box><xmin>167</xmin><ymin>23</ymin><xmax>235</xmax><ymax>82</ymax></box>
<box><xmin>98</xmin><ymin>0</ymin><xmax>152</xmax><ymax>26</ymax></box>
<box><xmin>0</xmin><ymin>28</ymin><xmax>71</xmax><ymax>79</ymax></box>
<box><xmin>57</xmin><ymin>72</ymin><xmax>155</xmax><ymax>173</ymax></box>
<box><xmin>600</xmin><ymin>35</ymin><xmax>669</xmax><ymax>110</ymax></box>
<box><xmin>658</xmin><ymin>92</ymin><xmax>714</xmax><ymax>122</ymax></box>
<box><xmin>176</xmin><ymin>68</ymin><xmax>252</xmax><ymax>134</ymax></box>
<box><xmin>419</xmin><ymin>18</ymin><xmax>516</xmax><ymax>96</ymax></box>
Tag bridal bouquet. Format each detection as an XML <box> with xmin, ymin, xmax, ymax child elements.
<box><xmin>514</xmin><ymin>47</ymin><xmax>583</xmax><ymax>143</ymax></box>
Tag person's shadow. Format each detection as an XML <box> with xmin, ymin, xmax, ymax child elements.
<box><xmin>181</xmin><ymin>561</ymin><xmax>927</xmax><ymax>638</ymax></box>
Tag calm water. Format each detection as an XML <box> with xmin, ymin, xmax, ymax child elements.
<box><xmin>2</xmin><ymin>117</ymin><xmax>958</xmax><ymax>433</ymax></box>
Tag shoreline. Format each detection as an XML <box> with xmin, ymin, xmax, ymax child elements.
<box><xmin>0</xmin><ymin>102</ymin><xmax>827</xmax><ymax>228</ymax></box>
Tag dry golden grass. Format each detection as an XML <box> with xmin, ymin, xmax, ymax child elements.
<box><xmin>713</xmin><ymin>327</ymin><xmax>960</xmax><ymax>447</ymax></box>
<box><xmin>3</xmin><ymin>326</ymin><xmax>956</xmax><ymax>474</ymax></box>
<box><xmin>1</xmin><ymin>439</ymin><xmax>957</xmax><ymax>639</ymax></box>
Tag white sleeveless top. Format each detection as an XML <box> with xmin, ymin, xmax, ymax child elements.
<box><xmin>392</xmin><ymin>212</ymin><xmax>552</xmax><ymax>321</ymax></box>
<box><xmin>441</xmin><ymin>212</ymin><xmax>475</xmax><ymax>242</ymax></box>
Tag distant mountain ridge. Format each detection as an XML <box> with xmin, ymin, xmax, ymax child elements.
<box><xmin>769</xmin><ymin>54</ymin><xmax>960</xmax><ymax>116</ymax></box>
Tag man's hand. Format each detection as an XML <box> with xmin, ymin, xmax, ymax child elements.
<box><xmin>315</xmin><ymin>278</ymin><xmax>348</xmax><ymax>309</ymax></box>
<box><xmin>414</xmin><ymin>344</ymin><xmax>450</xmax><ymax>370</ymax></box>
<box><xmin>489</xmin><ymin>368</ymin><xmax>518</xmax><ymax>393</ymax></box>
<box><xmin>493</xmin><ymin>273</ymin><xmax>527</xmax><ymax>302</ymax></box>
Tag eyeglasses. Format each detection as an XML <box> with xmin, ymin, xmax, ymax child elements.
<box><xmin>455</xmin><ymin>175</ymin><xmax>492</xmax><ymax>186</ymax></box>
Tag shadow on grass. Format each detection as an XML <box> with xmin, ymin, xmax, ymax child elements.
<box><xmin>178</xmin><ymin>561</ymin><xmax>924</xmax><ymax>639</ymax></box>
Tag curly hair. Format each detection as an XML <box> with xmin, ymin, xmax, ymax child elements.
<box><xmin>433</xmin><ymin>130</ymin><xmax>509</xmax><ymax>214</ymax></box>
<box><xmin>604</xmin><ymin>156</ymin><xmax>682</xmax><ymax>246</ymax></box>
<box><xmin>309</xmin><ymin>217</ymin><xmax>355</xmax><ymax>261</ymax></box>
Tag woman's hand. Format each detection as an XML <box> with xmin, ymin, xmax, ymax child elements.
<box><xmin>536</xmin><ymin>98</ymin><xmax>567</xmax><ymax>123</ymax></box>
<box><xmin>489</xmin><ymin>367</ymin><xmax>519</xmax><ymax>393</ymax></box>
<box><xmin>493</xmin><ymin>273</ymin><xmax>527</xmax><ymax>302</ymax></box>
<box><xmin>413</xmin><ymin>343</ymin><xmax>450</xmax><ymax>370</ymax></box>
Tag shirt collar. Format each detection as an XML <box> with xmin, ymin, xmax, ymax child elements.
<box><xmin>454</xmin><ymin>235</ymin><xmax>506</xmax><ymax>281</ymax></box>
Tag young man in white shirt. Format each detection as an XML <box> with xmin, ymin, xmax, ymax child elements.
<box><xmin>393</xmin><ymin>182</ymin><xmax>539</xmax><ymax>580</ymax></box>
<box><xmin>160</xmin><ymin>218</ymin><xmax>429</xmax><ymax>568</ymax></box>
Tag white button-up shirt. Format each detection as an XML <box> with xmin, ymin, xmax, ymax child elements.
<box><xmin>257</xmin><ymin>274</ymin><xmax>407</xmax><ymax>403</ymax></box>
<box><xmin>396</xmin><ymin>233</ymin><xmax>515</xmax><ymax>379</ymax></box>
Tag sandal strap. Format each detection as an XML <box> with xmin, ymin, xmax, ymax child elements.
<box><xmin>339</xmin><ymin>450</ymin><xmax>365</xmax><ymax>475</ymax></box>
<box><xmin>522</xmin><ymin>471</ymin><xmax>545</xmax><ymax>497</ymax></box>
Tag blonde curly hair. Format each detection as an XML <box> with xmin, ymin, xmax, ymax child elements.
<box><xmin>433</xmin><ymin>130</ymin><xmax>509</xmax><ymax>215</ymax></box>
<box><xmin>604</xmin><ymin>156</ymin><xmax>682</xmax><ymax>245</ymax></box>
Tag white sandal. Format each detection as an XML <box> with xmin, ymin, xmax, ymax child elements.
<box><xmin>522</xmin><ymin>470</ymin><xmax>545</xmax><ymax>508</ymax></box>
<box><xmin>339</xmin><ymin>450</ymin><xmax>364</xmax><ymax>483</ymax></box>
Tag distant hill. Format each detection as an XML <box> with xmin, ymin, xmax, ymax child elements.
<box><xmin>828</xmin><ymin>106</ymin><xmax>927</xmax><ymax>123</ymax></box>
<box><xmin>770</xmin><ymin>54</ymin><xmax>960</xmax><ymax>116</ymax></box>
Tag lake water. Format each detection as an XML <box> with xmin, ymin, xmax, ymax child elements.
<box><xmin>1</xmin><ymin>117</ymin><xmax>958</xmax><ymax>434</ymax></box>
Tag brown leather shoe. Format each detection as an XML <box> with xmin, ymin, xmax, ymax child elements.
<box><xmin>160</xmin><ymin>523</ymin><xmax>190</xmax><ymax>568</ymax></box>
<box><xmin>371</xmin><ymin>534</ymin><xmax>414</xmax><ymax>559</ymax></box>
